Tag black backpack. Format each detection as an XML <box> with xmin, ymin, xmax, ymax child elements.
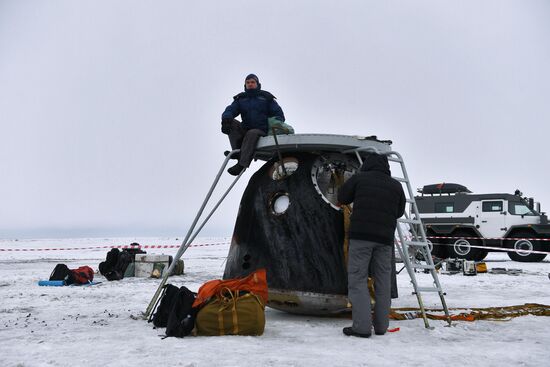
<box><xmin>49</xmin><ymin>264</ymin><xmax>75</xmax><ymax>285</ymax></box>
<box><xmin>114</xmin><ymin>250</ymin><xmax>133</xmax><ymax>276</ymax></box>
<box><xmin>151</xmin><ymin>284</ymin><xmax>180</xmax><ymax>328</ymax></box>
<box><xmin>99</xmin><ymin>248</ymin><xmax>120</xmax><ymax>279</ymax></box>
<box><xmin>165</xmin><ymin>286</ymin><xmax>197</xmax><ymax>338</ymax></box>
<box><xmin>99</xmin><ymin>248</ymin><xmax>137</xmax><ymax>281</ymax></box>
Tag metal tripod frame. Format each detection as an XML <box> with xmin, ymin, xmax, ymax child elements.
<box><xmin>143</xmin><ymin>149</ymin><xmax>243</xmax><ymax>319</ymax></box>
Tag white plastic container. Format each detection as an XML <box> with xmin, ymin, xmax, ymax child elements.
<box><xmin>134</xmin><ymin>254</ymin><xmax>184</xmax><ymax>277</ymax></box>
<box><xmin>462</xmin><ymin>260</ymin><xmax>477</xmax><ymax>276</ymax></box>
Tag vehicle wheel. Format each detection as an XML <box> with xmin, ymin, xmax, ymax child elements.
<box><xmin>425</xmin><ymin>230</ymin><xmax>448</xmax><ymax>259</ymax></box>
<box><xmin>447</xmin><ymin>230</ymin><xmax>484</xmax><ymax>261</ymax></box>
<box><xmin>506</xmin><ymin>231</ymin><xmax>547</xmax><ymax>262</ymax></box>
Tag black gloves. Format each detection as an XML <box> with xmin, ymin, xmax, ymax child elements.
<box><xmin>221</xmin><ymin>118</ymin><xmax>233</xmax><ymax>134</ymax></box>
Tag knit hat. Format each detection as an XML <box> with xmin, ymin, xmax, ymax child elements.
<box><xmin>245</xmin><ymin>74</ymin><xmax>259</xmax><ymax>84</ymax></box>
<box><xmin>244</xmin><ymin>73</ymin><xmax>261</xmax><ymax>91</ymax></box>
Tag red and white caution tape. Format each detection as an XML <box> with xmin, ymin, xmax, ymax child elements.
<box><xmin>427</xmin><ymin>235</ymin><xmax>550</xmax><ymax>242</ymax></box>
<box><xmin>394</xmin><ymin>235</ymin><xmax>550</xmax><ymax>255</ymax></box>
<box><xmin>430</xmin><ymin>243</ymin><xmax>550</xmax><ymax>255</ymax></box>
<box><xmin>425</xmin><ymin>236</ymin><xmax>550</xmax><ymax>255</ymax></box>
<box><xmin>0</xmin><ymin>241</ymin><xmax>230</xmax><ymax>252</ymax></box>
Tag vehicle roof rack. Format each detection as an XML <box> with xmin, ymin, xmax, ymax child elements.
<box><xmin>418</xmin><ymin>183</ymin><xmax>472</xmax><ymax>196</ymax></box>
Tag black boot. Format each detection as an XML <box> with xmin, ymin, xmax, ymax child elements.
<box><xmin>343</xmin><ymin>327</ymin><xmax>371</xmax><ymax>338</ymax></box>
<box><xmin>227</xmin><ymin>163</ymin><xmax>245</xmax><ymax>176</ymax></box>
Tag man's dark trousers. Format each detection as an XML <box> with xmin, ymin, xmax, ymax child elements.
<box><xmin>228</xmin><ymin>120</ymin><xmax>266</xmax><ymax>168</ymax></box>
<box><xmin>348</xmin><ymin>239</ymin><xmax>392</xmax><ymax>335</ymax></box>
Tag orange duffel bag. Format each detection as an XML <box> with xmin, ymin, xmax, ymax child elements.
<box><xmin>192</xmin><ymin>268</ymin><xmax>268</xmax><ymax>309</ymax></box>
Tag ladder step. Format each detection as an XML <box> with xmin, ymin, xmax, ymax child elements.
<box><xmin>398</xmin><ymin>218</ymin><xmax>422</xmax><ymax>225</ymax></box>
<box><xmin>414</xmin><ymin>287</ymin><xmax>442</xmax><ymax>293</ymax></box>
<box><xmin>406</xmin><ymin>199</ymin><xmax>415</xmax><ymax>204</ymax></box>
<box><xmin>392</xmin><ymin>177</ymin><xmax>408</xmax><ymax>183</ymax></box>
<box><xmin>387</xmin><ymin>156</ymin><xmax>402</xmax><ymax>163</ymax></box>
<box><xmin>404</xmin><ymin>240</ymin><xmax>429</xmax><ymax>247</ymax></box>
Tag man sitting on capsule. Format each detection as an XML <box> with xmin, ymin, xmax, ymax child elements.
<box><xmin>221</xmin><ymin>74</ymin><xmax>286</xmax><ymax>176</ymax></box>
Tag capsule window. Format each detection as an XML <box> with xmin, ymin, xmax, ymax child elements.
<box><xmin>270</xmin><ymin>192</ymin><xmax>290</xmax><ymax>215</ymax></box>
<box><xmin>311</xmin><ymin>153</ymin><xmax>359</xmax><ymax>210</ymax></box>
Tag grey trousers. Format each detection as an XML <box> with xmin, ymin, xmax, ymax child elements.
<box><xmin>228</xmin><ymin>120</ymin><xmax>266</xmax><ymax>168</ymax></box>
<box><xmin>348</xmin><ymin>239</ymin><xmax>393</xmax><ymax>334</ymax></box>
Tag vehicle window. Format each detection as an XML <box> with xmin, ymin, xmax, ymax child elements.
<box><xmin>482</xmin><ymin>201</ymin><xmax>503</xmax><ymax>212</ymax></box>
<box><xmin>435</xmin><ymin>202</ymin><xmax>454</xmax><ymax>213</ymax></box>
<box><xmin>509</xmin><ymin>203</ymin><xmax>535</xmax><ymax>216</ymax></box>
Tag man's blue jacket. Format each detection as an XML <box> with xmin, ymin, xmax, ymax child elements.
<box><xmin>222</xmin><ymin>88</ymin><xmax>285</xmax><ymax>133</ymax></box>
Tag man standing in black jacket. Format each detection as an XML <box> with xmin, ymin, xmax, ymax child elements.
<box><xmin>338</xmin><ymin>153</ymin><xmax>406</xmax><ymax>338</ymax></box>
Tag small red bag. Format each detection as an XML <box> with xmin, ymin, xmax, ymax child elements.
<box><xmin>71</xmin><ymin>266</ymin><xmax>94</xmax><ymax>284</ymax></box>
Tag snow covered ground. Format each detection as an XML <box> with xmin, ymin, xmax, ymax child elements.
<box><xmin>1</xmin><ymin>237</ymin><xmax>549</xmax><ymax>367</ymax></box>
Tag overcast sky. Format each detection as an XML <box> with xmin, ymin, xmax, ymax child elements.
<box><xmin>1</xmin><ymin>0</ymin><xmax>549</xmax><ymax>239</ymax></box>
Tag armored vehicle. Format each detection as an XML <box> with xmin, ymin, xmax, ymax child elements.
<box><xmin>416</xmin><ymin>183</ymin><xmax>550</xmax><ymax>262</ymax></box>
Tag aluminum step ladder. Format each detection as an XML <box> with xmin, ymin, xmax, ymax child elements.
<box><xmin>346</xmin><ymin>147</ymin><xmax>452</xmax><ymax>328</ymax></box>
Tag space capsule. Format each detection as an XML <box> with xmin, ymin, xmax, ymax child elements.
<box><xmin>223</xmin><ymin>134</ymin><xmax>396</xmax><ymax>315</ymax></box>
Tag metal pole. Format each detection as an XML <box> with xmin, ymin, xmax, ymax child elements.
<box><xmin>271</xmin><ymin>127</ymin><xmax>287</xmax><ymax>177</ymax></box>
<box><xmin>185</xmin><ymin>171</ymin><xmax>243</xmax><ymax>248</ymax></box>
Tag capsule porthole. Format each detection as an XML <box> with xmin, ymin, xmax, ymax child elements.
<box><xmin>271</xmin><ymin>192</ymin><xmax>290</xmax><ymax>215</ymax></box>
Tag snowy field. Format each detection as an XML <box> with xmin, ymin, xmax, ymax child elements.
<box><xmin>1</xmin><ymin>237</ymin><xmax>549</xmax><ymax>367</ymax></box>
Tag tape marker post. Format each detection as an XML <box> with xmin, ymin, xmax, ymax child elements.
<box><xmin>0</xmin><ymin>241</ymin><xmax>230</xmax><ymax>252</ymax></box>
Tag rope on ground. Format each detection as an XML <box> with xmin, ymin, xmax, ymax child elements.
<box><xmin>389</xmin><ymin>303</ymin><xmax>550</xmax><ymax>322</ymax></box>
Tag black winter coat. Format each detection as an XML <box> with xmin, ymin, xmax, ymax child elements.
<box><xmin>222</xmin><ymin>88</ymin><xmax>285</xmax><ymax>133</ymax></box>
<box><xmin>338</xmin><ymin>154</ymin><xmax>406</xmax><ymax>245</ymax></box>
